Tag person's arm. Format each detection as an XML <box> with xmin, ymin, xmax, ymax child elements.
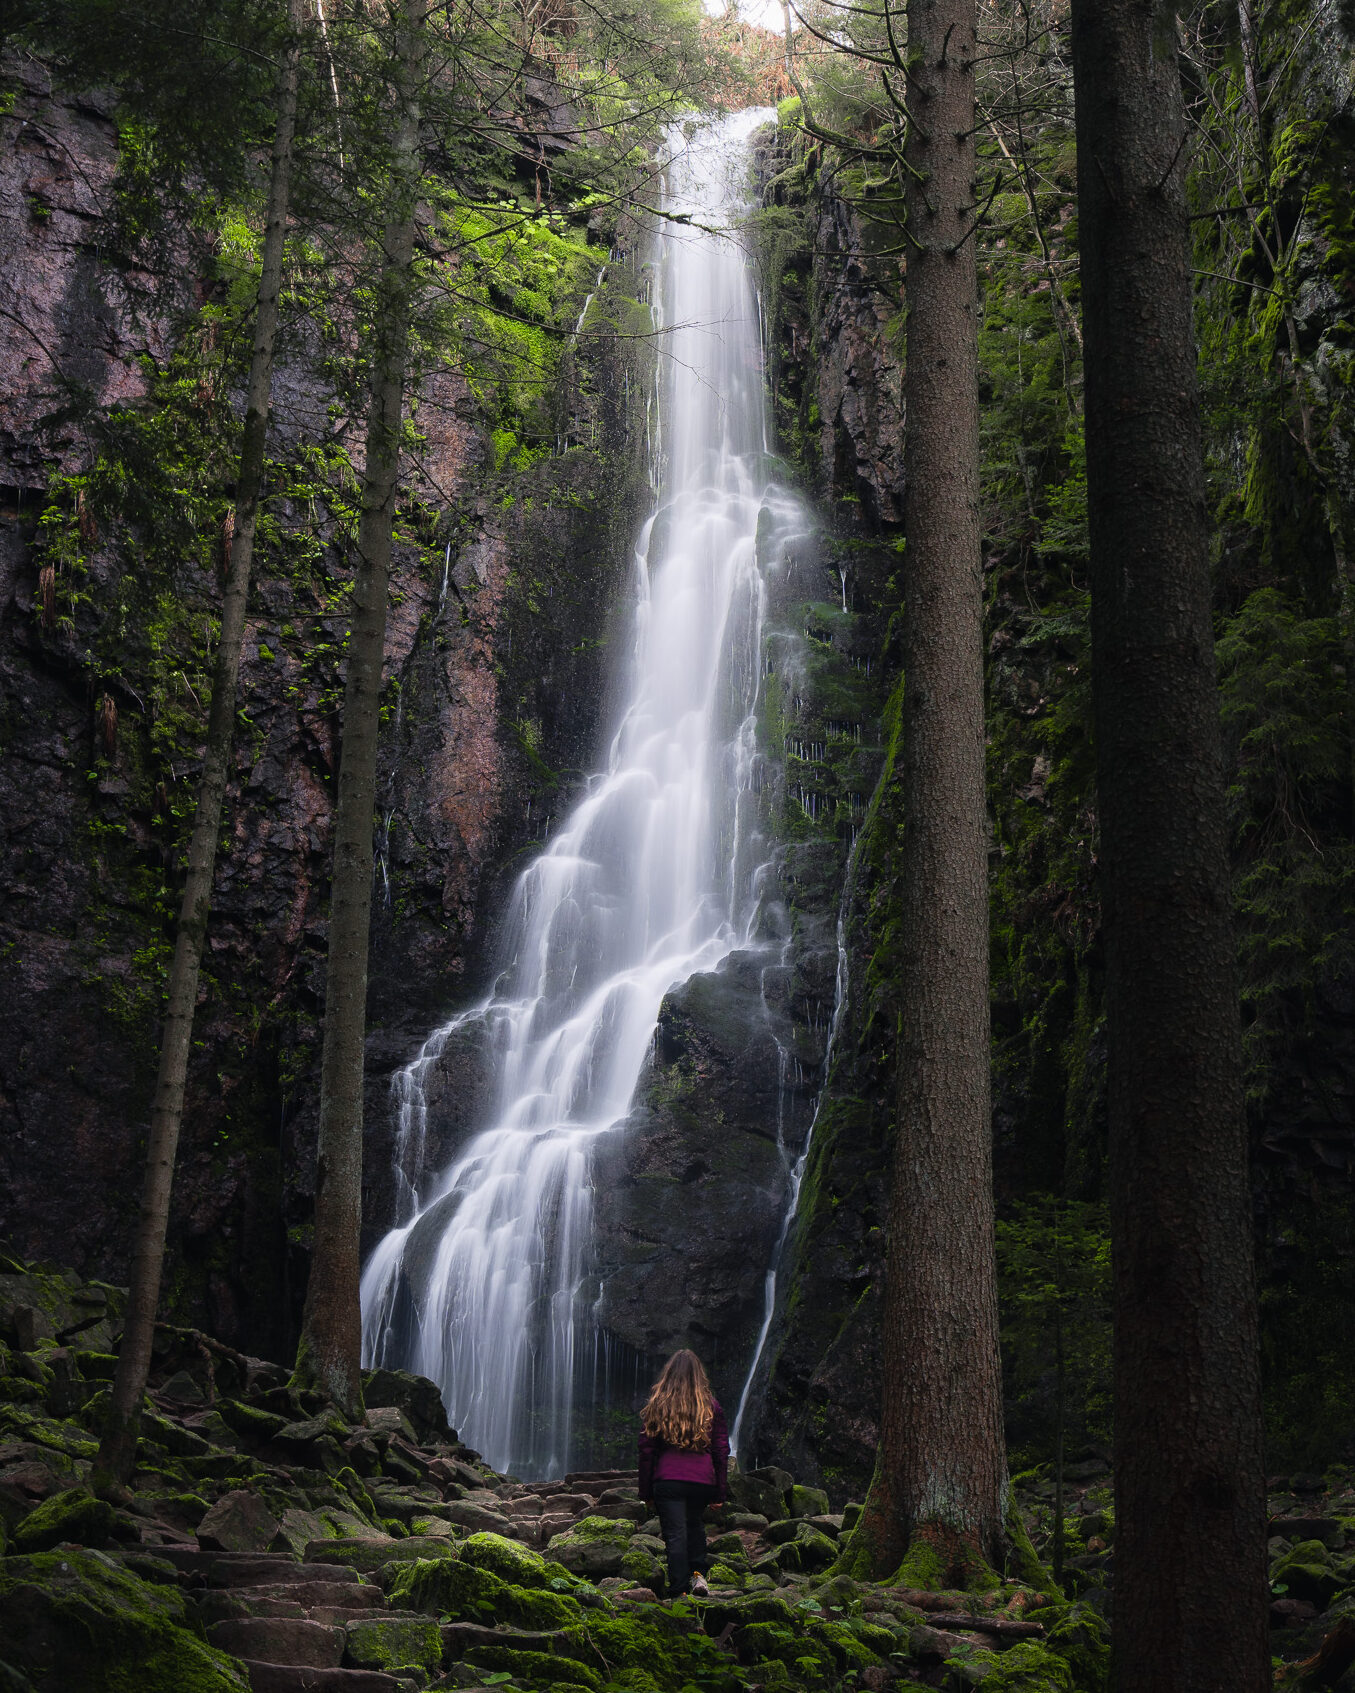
<box><xmin>638</xmin><ymin>1425</ymin><xmax>656</xmax><ymax>1505</ymax></box>
<box><xmin>711</xmin><ymin>1400</ymin><xmax>729</xmax><ymax>1502</ymax></box>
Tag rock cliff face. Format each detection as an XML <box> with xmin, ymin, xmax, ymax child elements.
<box><xmin>0</xmin><ymin>59</ymin><xmax>654</xmax><ymax>1356</ymax></box>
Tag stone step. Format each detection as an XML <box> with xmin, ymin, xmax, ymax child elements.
<box><xmin>211</xmin><ymin>1560</ymin><xmax>365</xmax><ymax>1589</ymax></box>
<box><xmin>208</xmin><ymin>1617</ymin><xmax>346</xmax><ymax>1669</ymax></box>
<box><xmin>225</xmin><ymin>1582</ymin><xmax>388</xmax><ymax>1612</ymax></box>
<box><xmin>198</xmin><ymin>1593</ymin><xmax>309</xmax><ymax>1624</ymax></box>
<box><xmin>239</xmin><ymin>1664</ymin><xmax>399</xmax><ymax>1693</ymax></box>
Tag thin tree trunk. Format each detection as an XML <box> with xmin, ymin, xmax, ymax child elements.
<box><xmin>1069</xmin><ymin>4</ymin><xmax>1268</xmax><ymax>1690</ymax></box>
<box><xmin>841</xmin><ymin>0</ymin><xmax>1007</xmax><ymax>1587</ymax></box>
<box><xmin>95</xmin><ymin>6</ymin><xmax>303</xmax><ymax>1489</ymax></box>
<box><xmin>294</xmin><ymin>0</ymin><xmax>427</xmax><ymax>1415</ymax></box>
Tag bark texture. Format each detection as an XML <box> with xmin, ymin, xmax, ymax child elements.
<box><xmin>295</xmin><ymin>0</ymin><xmax>428</xmax><ymax>1415</ymax></box>
<box><xmin>848</xmin><ymin>0</ymin><xmax>1007</xmax><ymax>1584</ymax></box>
<box><xmin>1069</xmin><ymin>3</ymin><xmax>1269</xmax><ymax>1688</ymax></box>
<box><xmin>95</xmin><ymin>11</ymin><xmax>302</xmax><ymax>1486</ymax></box>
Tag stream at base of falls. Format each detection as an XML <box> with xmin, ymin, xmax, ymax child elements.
<box><xmin>360</xmin><ymin>110</ymin><xmax>819</xmax><ymax>1479</ymax></box>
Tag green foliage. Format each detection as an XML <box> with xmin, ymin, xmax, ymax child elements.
<box><xmin>996</xmin><ymin>1201</ymin><xmax>1112</xmax><ymax>1471</ymax></box>
<box><xmin>1216</xmin><ymin>588</ymin><xmax>1355</xmax><ymax>1093</ymax></box>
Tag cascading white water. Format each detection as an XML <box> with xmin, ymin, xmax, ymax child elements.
<box><xmin>361</xmin><ymin>111</ymin><xmax>806</xmax><ymax>1477</ymax></box>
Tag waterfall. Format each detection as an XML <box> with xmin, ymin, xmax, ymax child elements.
<box><xmin>361</xmin><ymin>110</ymin><xmax>806</xmax><ymax>1478</ymax></box>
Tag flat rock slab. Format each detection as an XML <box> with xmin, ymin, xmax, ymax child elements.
<box><xmin>214</xmin><ymin>1560</ymin><xmax>365</xmax><ymax>1588</ymax></box>
<box><xmin>241</xmin><ymin>1665</ymin><xmax>399</xmax><ymax>1693</ymax></box>
<box><xmin>208</xmin><ymin>1617</ymin><xmax>346</xmax><ymax>1668</ymax></box>
<box><xmin>197</xmin><ymin>1593</ymin><xmax>309</xmax><ymax>1624</ymax></box>
<box><xmin>303</xmin><ymin>1537</ymin><xmax>454</xmax><ymax>1573</ymax></box>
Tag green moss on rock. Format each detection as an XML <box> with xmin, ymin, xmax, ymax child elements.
<box><xmin>459</xmin><ymin>1530</ymin><xmax>550</xmax><ymax>1585</ymax></box>
<box><xmin>344</xmin><ymin>1614</ymin><xmax>442</xmax><ymax>1676</ymax></box>
<box><xmin>0</xmin><ymin>1548</ymin><xmax>248</xmax><ymax>1691</ymax></box>
<box><xmin>12</xmin><ymin>1488</ymin><xmax>115</xmax><ymax>1553</ymax></box>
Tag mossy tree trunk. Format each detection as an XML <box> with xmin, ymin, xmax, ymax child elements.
<box><xmin>1069</xmin><ymin>3</ymin><xmax>1269</xmax><ymax>1688</ymax></box>
<box><xmin>840</xmin><ymin>0</ymin><xmax>1008</xmax><ymax>1588</ymax></box>
<box><xmin>95</xmin><ymin>1</ymin><xmax>304</xmax><ymax>1488</ymax></box>
<box><xmin>294</xmin><ymin>0</ymin><xmax>428</xmax><ymax>1417</ymax></box>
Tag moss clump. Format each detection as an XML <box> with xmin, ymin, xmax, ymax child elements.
<box><xmin>344</xmin><ymin>1614</ymin><xmax>442</xmax><ymax>1677</ymax></box>
<box><xmin>458</xmin><ymin>1530</ymin><xmax>550</xmax><ymax>1585</ymax></box>
<box><xmin>461</xmin><ymin>1643</ymin><xmax>604</xmax><ymax>1690</ymax></box>
<box><xmin>950</xmin><ymin>1638</ymin><xmax>1077</xmax><ymax>1690</ymax></box>
<box><xmin>0</xmin><ymin>1549</ymin><xmax>247</xmax><ymax>1692</ymax></box>
<box><xmin>12</xmin><ymin>1487</ymin><xmax>115</xmax><ymax>1553</ymax></box>
<box><xmin>387</xmin><ymin>1555</ymin><xmax>582</xmax><ymax>1629</ymax></box>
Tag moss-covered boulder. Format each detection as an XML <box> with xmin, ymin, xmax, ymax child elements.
<box><xmin>0</xmin><ymin>1548</ymin><xmax>248</xmax><ymax>1691</ymax></box>
<box><xmin>789</xmin><ymin>1484</ymin><xmax>830</xmax><ymax>1519</ymax></box>
<box><xmin>387</xmin><ymin>1555</ymin><xmax>583</xmax><ymax>1630</ymax></box>
<box><xmin>1273</xmin><ymin>1539</ymin><xmax>1346</xmax><ymax>1608</ymax></box>
<box><xmin>546</xmin><ymin>1515</ymin><xmax>636</xmax><ymax>1578</ymax></box>
<box><xmin>618</xmin><ymin>1542</ymin><xmax>665</xmax><ymax>1590</ymax></box>
<box><xmin>12</xmin><ymin>1487</ymin><xmax>115</xmax><ymax>1553</ymax></box>
<box><xmin>344</xmin><ymin>1614</ymin><xmax>442</xmax><ymax>1677</ymax></box>
<box><xmin>458</xmin><ymin>1530</ymin><xmax>550</xmax><ymax>1585</ymax></box>
<box><xmin>772</xmin><ymin>1522</ymin><xmax>837</xmax><ymax>1573</ymax></box>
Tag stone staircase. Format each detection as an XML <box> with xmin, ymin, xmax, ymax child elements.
<box><xmin>151</xmin><ymin>1547</ymin><xmax>440</xmax><ymax>1691</ymax></box>
<box><xmin>148</xmin><ymin>1470</ymin><xmax>648</xmax><ymax>1692</ymax></box>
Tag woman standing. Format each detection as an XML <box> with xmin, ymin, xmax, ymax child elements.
<box><xmin>637</xmin><ymin>1349</ymin><xmax>729</xmax><ymax>1598</ymax></box>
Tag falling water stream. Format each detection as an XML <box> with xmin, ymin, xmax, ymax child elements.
<box><xmin>361</xmin><ymin>111</ymin><xmax>809</xmax><ymax>1477</ymax></box>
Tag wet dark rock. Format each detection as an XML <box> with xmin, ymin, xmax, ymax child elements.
<box><xmin>362</xmin><ymin>1371</ymin><xmax>454</xmax><ymax>1449</ymax></box>
<box><xmin>197</xmin><ymin>1491</ymin><xmax>283</xmax><ymax>1554</ymax></box>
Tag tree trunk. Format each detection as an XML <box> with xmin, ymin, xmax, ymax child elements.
<box><xmin>1069</xmin><ymin>4</ymin><xmax>1269</xmax><ymax>1690</ymax></box>
<box><xmin>94</xmin><ymin>5</ymin><xmax>303</xmax><ymax>1489</ymax></box>
<box><xmin>294</xmin><ymin>0</ymin><xmax>427</xmax><ymax>1415</ymax></box>
<box><xmin>842</xmin><ymin>0</ymin><xmax>1007</xmax><ymax>1587</ymax></box>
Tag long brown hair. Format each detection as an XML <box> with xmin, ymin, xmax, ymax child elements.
<box><xmin>642</xmin><ymin>1349</ymin><xmax>714</xmax><ymax>1451</ymax></box>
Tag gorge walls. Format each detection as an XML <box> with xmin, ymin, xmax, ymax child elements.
<box><xmin>0</xmin><ymin>55</ymin><xmax>656</xmax><ymax>1355</ymax></box>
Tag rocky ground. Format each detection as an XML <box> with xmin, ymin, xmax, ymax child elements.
<box><xmin>1</xmin><ymin>1257</ymin><xmax>1349</xmax><ymax>1691</ymax></box>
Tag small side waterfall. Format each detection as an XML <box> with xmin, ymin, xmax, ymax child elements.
<box><xmin>730</xmin><ymin>897</ymin><xmax>852</xmax><ymax>1456</ymax></box>
<box><xmin>361</xmin><ymin>111</ymin><xmax>810</xmax><ymax>1478</ymax></box>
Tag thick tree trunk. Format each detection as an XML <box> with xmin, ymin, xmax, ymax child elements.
<box><xmin>1069</xmin><ymin>4</ymin><xmax>1269</xmax><ymax>1690</ymax></box>
<box><xmin>294</xmin><ymin>0</ymin><xmax>427</xmax><ymax>1415</ymax></box>
<box><xmin>843</xmin><ymin>0</ymin><xmax>1007</xmax><ymax>1587</ymax></box>
<box><xmin>95</xmin><ymin>8</ymin><xmax>302</xmax><ymax>1489</ymax></box>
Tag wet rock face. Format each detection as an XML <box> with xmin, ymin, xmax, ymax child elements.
<box><xmin>0</xmin><ymin>66</ymin><xmax>652</xmax><ymax>1353</ymax></box>
<box><xmin>589</xmin><ymin>951</ymin><xmax>815</xmax><ymax>1406</ymax></box>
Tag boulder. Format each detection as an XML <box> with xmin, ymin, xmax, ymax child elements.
<box><xmin>387</xmin><ymin>1554</ymin><xmax>581</xmax><ymax>1630</ymax></box>
<box><xmin>545</xmin><ymin>1515</ymin><xmax>637</xmax><ymax>1579</ymax></box>
<box><xmin>441</xmin><ymin>1497</ymin><xmax>513</xmax><ymax>1535</ymax></box>
<box><xmin>345</xmin><ymin>1614</ymin><xmax>443</xmax><ymax>1677</ymax></box>
<box><xmin>458</xmin><ymin>1530</ymin><xmax>551</xmax><ymax>1586</ymax></box>
<box><xmin>789</xmin><ymin>1484</ymin><xmax>830</xmax><ymax>1519</ymax></box>
<box><xmin>363</xmin><ymin>1369</ymin><xmax>455</xmax><ymax>1446</ymax></box>
<box><xmin>0</xmin><ymin>1548</ymin><xmax>248</xmax><ymax>1691</ymax></box>
<box><xmin>271</xmin><ymin>1506</ymin><xmax>331</xmax><ymax>1556</ymax></box>
<box><xmin>729</xmin><ymin>1467</ymin><xmax>791</xmax><ymax>1522</ymax></box>
<box><xmin>196</xmin><ymin>1490</ymin><xmax>281</xmax><ymax>1554</ymax></box>
<box><xmin>364</xmin><ymin>1405</ymin><xmax>419</xmax><ymax>1445</ymax></box>
<box><xmin>12</xmin><ymin>1486</ymin><xmax>115</xmax><ymax>1553</ymax></box>
<box><xmin>1271</xmin><ymin>1539</ymin><xmax>1346</xmax><ymax>1607</ymax></box>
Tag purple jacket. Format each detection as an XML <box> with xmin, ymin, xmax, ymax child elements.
<box><xmin>638</xmin><ymin>1398</ymin><xmax>729</xmax><ymax>1502</ymax></box>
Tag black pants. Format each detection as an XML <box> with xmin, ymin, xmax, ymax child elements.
<box><xmin>652</xmin><ymin>1479</ymin><xmax>716</xmax><ymax>1596</ymax></box>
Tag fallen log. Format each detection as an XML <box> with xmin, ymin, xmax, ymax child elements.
<box><xmin>1286</xmin><ymin>1616</ymin><xmax>1355</xmax><ymax>1689</ymax></box>
<box><xmin>928</xmin><ymin>1615</ymin><xmax>1046</xmax><ymax>1639</ymax></box>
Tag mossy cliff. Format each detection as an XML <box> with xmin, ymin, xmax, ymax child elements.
<box><xmin>0</xmin><ymin>54</ymin><xmax>656</xmax><ymax>1351</ymax></box>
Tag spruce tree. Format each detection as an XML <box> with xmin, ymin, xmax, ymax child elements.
<box><xmin>1069</xmin><ymin>1</ymin><xmax>1269</xmax><ymax>1685</ymax></box>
